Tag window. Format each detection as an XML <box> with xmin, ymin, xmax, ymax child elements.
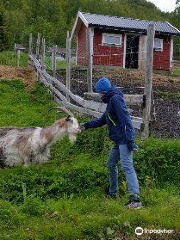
<box><xmin>102</xmin><ymin>33</ymin><xmax>122</xmax><ymax>46</ymax></box>
<box><xmin>154</xmin><ymin>38</ymin><xmax>163</xmax><ymax>51</ymax></box>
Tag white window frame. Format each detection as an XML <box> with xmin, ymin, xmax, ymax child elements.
<box><xmin>102</xmin><ymin>33</ymin><xmax>122</xmax><ymax>47</ymax></box>
<box><xmin>154</xmin><ymin>38</ymin><xmax>163</xmax><ymax>52</ymax></box>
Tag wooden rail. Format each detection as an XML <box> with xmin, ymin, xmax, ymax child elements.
<box><xmin>84</xmin><ymin>92</ymin><xmax>145</xmax><ymax>107</ymax></box>
<box><xmin>29</xmin><ymin>54</ymin><xmax>144</xmax><ymax>130</ymax></box>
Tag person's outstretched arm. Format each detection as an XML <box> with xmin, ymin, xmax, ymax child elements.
<box><xmin>83</xmin><ymin>113</ymin><xmax>106</xmax><ymax>129</ymax></box>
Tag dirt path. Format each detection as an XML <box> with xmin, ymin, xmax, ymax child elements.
<box><xmin>0</xmin><ymin>65</ymin><xmax>36</xmax><ymax>89</ymax></box>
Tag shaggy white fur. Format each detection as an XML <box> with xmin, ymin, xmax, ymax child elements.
<box><xmin>0</xmin><ymin>109</ymin><xmax>81</xmax><ymax>167</ymax></box>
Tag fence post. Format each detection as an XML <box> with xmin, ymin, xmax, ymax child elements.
<box><xmin>87</xmin><ymin>28</ymin><xmax>93</xmax><ymax>93</ymax></box>
<box><xmin>142</xmin><ymin>24</ymin><xmax>155</xmax><ymax>140</ymax></box>
<box><xmin>36</xmin><ymin>33</ymin><xmax>41</xmax><ymax>60</ymax></box>
<box><xmin>52</xmin><ymin>45</ymin><xmax>57</xmax><ymax>77</ymax></box>
<box><xmin>17</xmin><ymin>49</ymin><xmax>21</xmax><ymax>67</ymax></box>
<box><xmin>41</xmin><ymin>37</ymin><xmax>46</xmax><ymax>69</ymax></box>
<box><xmin>66</xmin><ymin>31</ymin><xmax>71</xmax><ymax>101</ymax></box>
<box><xmin>29</xmin><ymin>33</ymin><xmax>33</xmax><ymax>55</ymax></box>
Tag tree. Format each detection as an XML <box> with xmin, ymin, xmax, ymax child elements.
<box><xmin>0</xmin><ymin>6</ymin><xmax>8</xmax><ymax>50</ymax></box>
<box><xmin>0</xmin><ymin>0</ymin><xmax>177</xmax><ymax>49</ymax></box>
<box><xmin>4</xmin><ymin>9</ymin><xmax>26</xmax><ymax>47</ymax></box>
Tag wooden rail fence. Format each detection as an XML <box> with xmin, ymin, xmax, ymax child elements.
<box><xmin>29</xmin><ymin>24</ymin><xmax>154</xmax><ymax>137</ymax></box>
<box><xmin>29</xmin><ymin>54</ymin><xmax>144</xmax><ymax>130</ymax></box>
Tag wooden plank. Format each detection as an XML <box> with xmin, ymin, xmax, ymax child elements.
<box><xmin>84</xmin><ymin>92</ymin><xmax>101</xmax><ymax>101</ymax></box>
<box><xmin>29</xmin><ymin>55</ymin><xmax>143</xmax><ymax>129</ymax></box>
<box><xmin>52</xmin><ymin>45</ymin><xmax>57</xmax><ymax>77</ymax></box>
<box><xmin>54</xmin><ymin>97</ymin><xmax>101</xmax><ymax>118</ymax></box>
<box><xmin>41</xmin><ymin>37</ymin><xmax>46</xmax><ymax>68</ymax></box>
<box><xmin>54</xmin><ymin>97</ymin><xmax>143</xmax><ymax>130</ymax></box>
<box><xmin>43</xmin><ymin>72</ymin><xmax>107</xmax><ymax>112</ymax></box>
<box><xmin>31</xmin><ymin>57</ymin><xmax>133</xmax><ymax>114</ymax></box>
<box><xmin>84</xmin><ymin>92</ymin><xmax>144</xmax><ymax>106</ymax></box>
<box><xmin>66</xmin><ymin>31</ymin><xmax>71</xmax><ymax>101</ymax></box>
<box><xmin>17</xmin><ymin>50</ymin><xmax>21</xmax><ymax>67</ymax></box>
<box><xmin>87</xmin><ymin>28</ymin><xmax>93</xmax><ymax>92</ymax></box>
<box><xmin>36</xmin><ymin>33</ymin><xmax>41</xmax><ymax>60</ymax></box>
<box><xmin>142</xmin><ymin>24</ymin><xmax>155</xmax><ymax>139</ymax></box>
<box><xmin>50</xmin><ymin>86</ymin><xmax>68</xmax><ymax>102</ymax></box>
<box><xmin>38</xmin><ymin>70</ymin><xmax>51</xmax><ymax>87</ymax></box>
<box><xmin>124</xmin><ymin>94</ymin><xmax>144</xmax><ymax>106</ymax></box>
<box><xmin>29</xmin><ymin>33</ymin><xmax>33</xmax><ymax>55</ymax></box>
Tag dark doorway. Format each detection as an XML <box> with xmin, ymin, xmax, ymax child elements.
<box><xmin>125</xmin><ymin>35</ymin><xmax>139</xmax><ymax>69</ymax></box>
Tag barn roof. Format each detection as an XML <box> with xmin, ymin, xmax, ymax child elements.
<box><xmin>72</xmin><ymin>11</ymin><xmax>180</xmax><ymax>37</ymax></box>
<box><xmin>14</xmin><ymin>44</ymin><xmax>26</xmax><ymax>50</ymax></box>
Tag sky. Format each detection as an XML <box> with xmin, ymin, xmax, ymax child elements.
<box><xmin>147</xmin><ymin>0</ymin><xmax>177</xmax><ymax>12</ymax></box>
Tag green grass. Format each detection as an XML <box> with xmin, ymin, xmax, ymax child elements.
<box><xmin>0</xmin><ymin>51</ymin><xmax>70</xmax><ymax>70</ymax></box>
<box><xmin>44</xmin><ymin>57</ymin><xmax>67</xmax><ymax>70</ymax></box>
<box><xmin>0</xmin><ymin>51</ymin><xmax>28</xmax><ymax>67</ymax></box>
<box><xmin>44</xmin><ymin>55</ymin><xmax>76</xmax><ymax>70</ymax></box>
<box><xmin>171</xmin><ymin>67</ymin><xmax>180</xmax><ymax>76</ymax></box>
<box><xmin>0</xmin><ymin>79</ymin><xmax>180</xmax><ymax>239</ymax></box>
<box><xmin>0</xmin><ymin>187</ymin><xmax>180</xmax><ymax>240</ymax></box>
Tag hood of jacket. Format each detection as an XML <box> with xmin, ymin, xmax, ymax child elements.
<box><xmin>101</xmin><ymin>85</ymin><xmax>123</xmax><ymax>104</ymax></box>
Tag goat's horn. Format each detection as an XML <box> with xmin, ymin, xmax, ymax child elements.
<box><xmin>58</xmin><ymin>107</ymin><xmax>74</xmax><ymax>117</ymax></box>
<box><xmin>49</xmin><ymin>107</ymin><xmax>74</xmax><ymax>117</ymax></box>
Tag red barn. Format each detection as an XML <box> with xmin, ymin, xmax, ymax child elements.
<box><xmin>71</xmin><ymin>11</ymin><xmax>180</xmax><ymax>71</ymax></box>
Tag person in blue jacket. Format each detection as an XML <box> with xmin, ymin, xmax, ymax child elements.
<box><xmin>81</xmin><ymin>77</ymin><xmax>142</xmax><ymax>209</ymax></box>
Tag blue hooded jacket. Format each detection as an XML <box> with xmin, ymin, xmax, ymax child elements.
<box><xmin>84</xmin><ymin>86</ymin><xmax>135</xmax><ymax>144</ymax></box>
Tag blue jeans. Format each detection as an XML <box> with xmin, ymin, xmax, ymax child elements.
<box><xmin>106</xmin><ymin>144</ymin><xmax>139</xmax><ymax>195</ymax></box>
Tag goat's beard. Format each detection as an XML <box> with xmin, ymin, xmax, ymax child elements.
<box><xmin>69</xmin><ymin>134</ymin><xmax>77</xmax><ymax>143</ymax></box>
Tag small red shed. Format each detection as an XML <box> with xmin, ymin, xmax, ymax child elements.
<box><xmin>71</xmin><ymin>11</ymin><xmax>180</xmax><ymax>71</ymax></box>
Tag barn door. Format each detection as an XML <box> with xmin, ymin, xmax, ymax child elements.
<box><xmin>125</xmin><ymin>35</ymin><xmax>139</xmax><ymax>69</ymax></box>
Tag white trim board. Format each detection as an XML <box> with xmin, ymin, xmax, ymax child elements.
<box><xmin>123</xmin><ymin>34</ymin><xmax>127</xmax><ymax>69</ymax></box>
<box><xmin>71</xmin><ymin>11</ymin><xmax>89</xmax><ymax>40</ymax></box>
<box><xmin>170</xmin><ymin>37</ymin><xmax>173</xmax><ymax>68</ymax></box>
<box><xmin>166</xmin><ymin>22</ymin><xmax>180</xmax><ymax>35</ymax></box>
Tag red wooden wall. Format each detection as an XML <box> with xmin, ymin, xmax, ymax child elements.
<box><xmin>77</xmin><ymin>23</ymin><xmax>171</xmax><ymax>70</ymax></box>
<box><xmin>93</xmin><ymin>29</ymin><xmax>124</xmax><ymax>67</ymax></box>
<box><xmin>77</xmin><ymin>24</ymin><xmax>87</xmax><ymax>65</ymax></box>
<box><xmin>153</xmin><ymin>36</ymin><xmax>171</xmax><ymax>71</ymax></box>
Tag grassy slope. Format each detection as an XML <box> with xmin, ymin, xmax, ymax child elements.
<box><xmin>0</xmin><ymin>80</ymin><xmax>180</xmax><ymax>240</ymax></box>
<box><xmin>0</xmin><ymin>51</ymin><xmax>28</xmax><ymax>68</ymax></box>
<box><xmin>0</xmin><ymin>50</ymin><xmax>74</xmax><ymax>70</ymax></box>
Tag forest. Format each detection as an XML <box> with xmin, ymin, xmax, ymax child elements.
<box><xmin>0</xmin><ymin>0</ymin><xmax>180</xmax><ymax>53</ymax></box>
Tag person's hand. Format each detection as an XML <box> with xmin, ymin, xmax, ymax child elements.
<box><xmin>127</xmin><ymin>141</ymin><xmax>138</xmax><ymax>151</ymax></box>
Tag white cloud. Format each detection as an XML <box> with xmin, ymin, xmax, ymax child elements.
<box><xmin>147</xmin><ymin>0</ymin><xmax>176</xmax><ymax>12</ymax></box>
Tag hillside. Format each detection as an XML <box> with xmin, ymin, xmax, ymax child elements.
<box><xmin>0</xmin><ymin>0</ymin><xmax>177</xmax><ymax>49</ymax></box>
<box><xmin>0</xmin><ymin>78</ymin><xmax>180</xmax><ymax>239</ymax></box>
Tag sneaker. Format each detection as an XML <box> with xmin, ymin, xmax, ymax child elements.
<box><xmin>105</xmin><ymin>187</ymin><xmax>120</xmax><ymax>199</ymax></box>
<box><xmin>126</xmin><ymin>200</ymin><xmax>143</xmax><ymax>209</ymax></box>
<box><xmin>107</xmin><ymin>192</ymin><xmax>120</xmax><ymax>199</ymax></box>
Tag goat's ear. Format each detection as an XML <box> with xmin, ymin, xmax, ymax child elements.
<box><xmin>66</xmin><ymin>115</ymin><xmax>73</xmax><ymax>122</ymax></box>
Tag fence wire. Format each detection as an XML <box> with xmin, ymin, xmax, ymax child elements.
<box><xmin>42</xmin><ymin>34</ymin><xmax>180</xmax><ymax>138</ymax></box>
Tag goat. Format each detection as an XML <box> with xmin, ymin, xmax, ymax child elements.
<box><xmin>0</xmin><ymin>107</ymin><xmax>81</xmax><ymax>167</ymax></box>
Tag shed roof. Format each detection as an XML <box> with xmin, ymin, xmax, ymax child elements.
<box><xmin>14</xmin><ymin>44</ymin><xmax>26</xmax><ymax>50</ymax></box>
<box><xmin>72</xmin><ymin>11</ymin><xmax>180</xmax><ymax>36</ymax></box>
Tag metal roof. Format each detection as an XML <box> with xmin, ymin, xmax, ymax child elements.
<box><xmin>14</xmin><ymin>44</ymin><xmax>26</xmax><ymax>50</ymax></box>
<box><xmin>81</xmin><ymin>12</ymin><xmax>180</xmax><ymax>36</ymax></box>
